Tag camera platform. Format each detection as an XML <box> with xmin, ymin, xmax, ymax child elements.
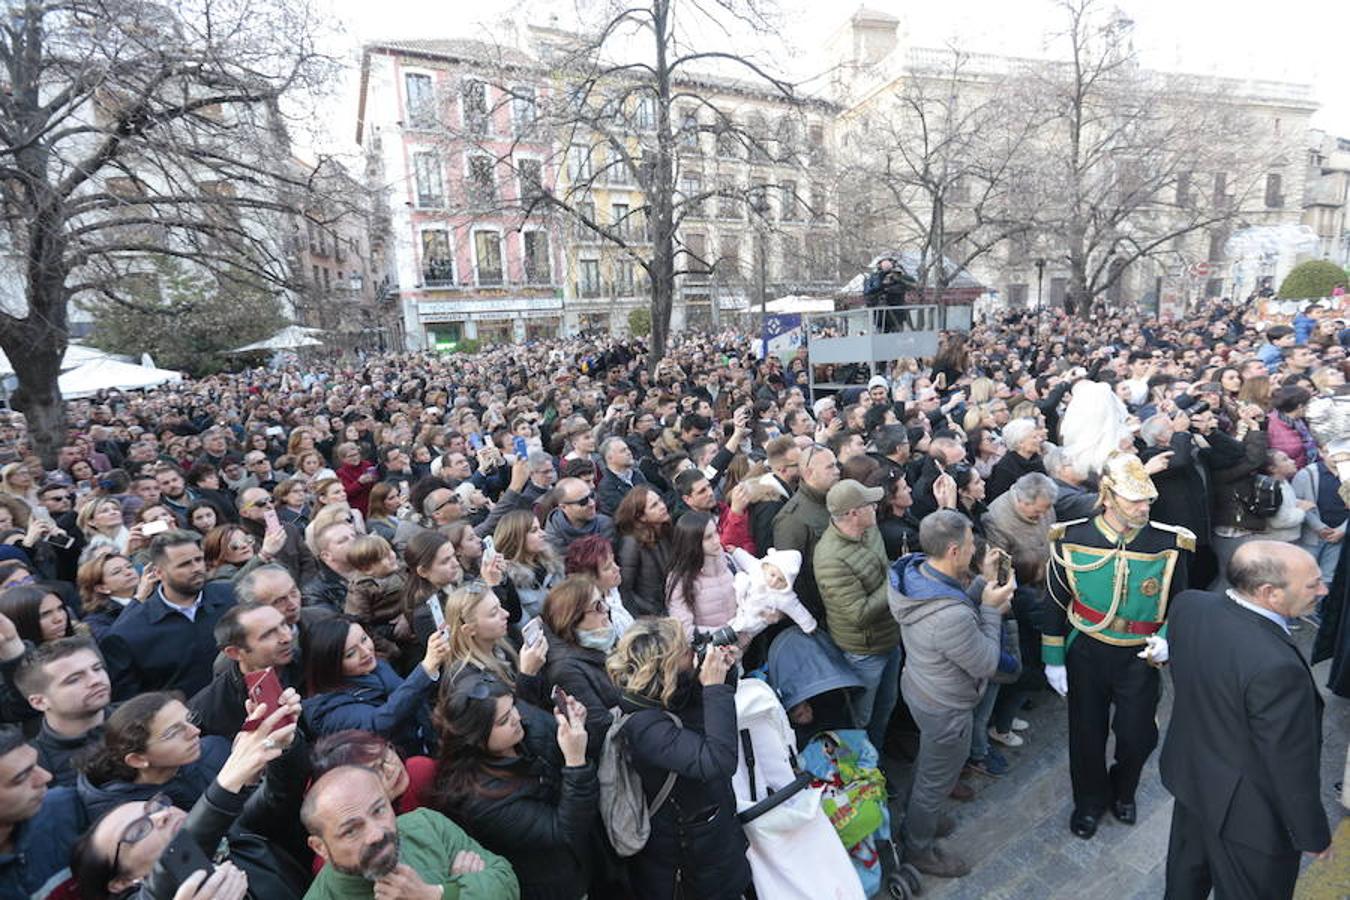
<box><xmin>802</xmin><ymin>304</ymin><xmax>968</xmax><ymax>398</ymax></box>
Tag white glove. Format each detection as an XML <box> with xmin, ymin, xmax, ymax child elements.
<box><xmin>1045</xmin><ymin>664</ymin><xmax>1068</xmax><ymax>697</ymax></box>
<box><xmin>1137</xmin><ymin>635</ymin><xmax>1169</xmax><ymax>666</ymax></box>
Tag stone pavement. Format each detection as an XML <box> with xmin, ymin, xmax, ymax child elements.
<box><xmin>877</xmin><ymin>623</ymin><xmax>1350</xmax><ymax>900</ymax></box>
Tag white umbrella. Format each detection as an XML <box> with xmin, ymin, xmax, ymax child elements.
<box><xmin>58</xmin><ymin>357</ymin><xmax>182</xmax><ymax>399</ymax></box>
<box><xmin>229</xmin><ymin>325</ymin><xmax>324</xmax><ymax>353</ymax></box>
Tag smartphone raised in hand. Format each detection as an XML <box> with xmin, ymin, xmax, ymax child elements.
<box><xmin>242</xmin><ymin>667</ymin><xmax>294</xmax><ymax>732</ymax></box>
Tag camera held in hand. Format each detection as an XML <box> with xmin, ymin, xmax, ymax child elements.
<box><xmin>691</xmin><ymin>625</ymin><xmax>738</xmax><ymax>665</ymax></box>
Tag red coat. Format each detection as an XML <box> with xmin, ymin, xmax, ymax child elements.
<box><xmin>718</xmin><ymin>502</ymin><xmax>756</xmax><ymax>555</ymax></box>
<box><xmin>337</xmin><ymin>460</ymin><xmax>377</xmax><ymax>515</ymax></box>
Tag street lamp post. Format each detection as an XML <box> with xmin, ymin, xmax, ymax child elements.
<box><xmin>1034</xmin><ymin>257</ymin><xmax>1046</xmax><ymax>314</ymax></box>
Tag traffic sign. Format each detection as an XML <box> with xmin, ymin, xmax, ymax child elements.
<box><xmin>1189</xmin><ymin>261</ymin><xmax>1212</xmax><ymax>278</ymax></box>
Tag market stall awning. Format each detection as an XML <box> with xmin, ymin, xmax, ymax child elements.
<box><xmin>0</xmin><ymin>343</ymin><xmax>130</xmax><ymax>378</ymax></box>
<box><xmin>229</xmin><ymin>325</ymin><xmax>324</xmax><ymax>353</ymax></box>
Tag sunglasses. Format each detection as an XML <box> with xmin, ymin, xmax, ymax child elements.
<box><xmin>245</xmin><ymin>497</ymin><xmax>275</xmax><ymax>509</ymax></box>
<box><xmin>446</xmin><ymin>672</ymin><xmax>502</xmax><ymax>713</ymax></box>
<box><xmin>563</xmin><ymin>492</ymin><xmax>596</xmax><ymax>507</ymax></box>
<box><xmin>433</xmin><ymin>496</ymin><xmax>460</xmax><ymax>514</ymax></box>
<box><xmin>112</xmin><ymin>793</ymin><xmax>173</xmax><ymax>875</ymax></box>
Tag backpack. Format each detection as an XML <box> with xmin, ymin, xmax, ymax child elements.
<box><xmin>597</xmin><ymin>706</ymin><xmax>680</xmax><ymax>857</ymax></box>
<box><xmin>1242</xmin><ymin>473</ymin><xmax>1283</xmax><ymax>520</ymax></box>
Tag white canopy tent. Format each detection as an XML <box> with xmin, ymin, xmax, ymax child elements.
<box><xmin>58</xmin><ymin>357</ymin><xmax>182</xmax><ymax>399</ymax></box>
<box><xmin>229</xmin><ymin>325</ymin><xmax>324</xmax><ymax>353</ymax></box>
<box><xmin>0</xmin><ymin>343</ymin><xmax>130</xmax><ymax>378</ymax></box>
<box><xmin>764</xmin><ymin>296</ymin><xmax>835</xmax><ymax>314</ymax></box>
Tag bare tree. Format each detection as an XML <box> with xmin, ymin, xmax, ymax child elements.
<box><xmin>436</xmin><ymin>1</ymin><xmax>816</xmax><ymax>367</ymax></box>
<box><xmin>1026</xmin><ymin>0</ymin><xmax>1265</xmax><ymax>316</ymax></box>
<box><xmin>839</xmin><ymin>46</ymin><xmax>1043</xmax><ymax>302</ymax></box>
<box><xmin>0</xmin><ymin>0</ymin><xmax>337</xmax><ymax>462</ymax></box>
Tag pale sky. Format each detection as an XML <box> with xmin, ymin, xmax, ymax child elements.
<box><xmin>307</xmin><ymin>0</ymin><xmax>1350</xmax><ymax>159</ymax></box>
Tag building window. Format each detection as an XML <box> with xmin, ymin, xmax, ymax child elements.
<box><xmin>717</xmin><ymin>124</ymin><xmax>740</xmax><ymax>159</ymax></box>
<box><xmin>1264</xmin><ymin>173</ymin><xmax>1284</xmax><ymax>209</ymax></box>
<box><xmin>635</xmin><ymin>95</ymin><xmax>655</xmax><ymax>131</ymax></box>
<box><xmin>311</xmin><ymin>264</ymin><xmax>320</xmax><ymax>285</ymax></box>
<box><xmin>322</xmin><ymin>267</ymin><xmax>331</xmax><ymax>292</ymax></box>
<box><xmin>462</xmin><ymin>79</ymin><xmax>488</xmax><ymax>134</ymax></box>
<box><xmin>576</xmin><ymin>201</ymin><xmax>597</xmax><ymax>242</ymax></box>
<box><xmin>606</xmin><ymin>151</ymin><xmax>633</xmax><ymax>186</ymax></box>
<box><xmin>808</xmin><ymin>124</ymin><xmax>826</xmax><ymax>164</ymax></box>
<box><xmin>611</xmin><ymin>203</ymin><xmax>630</xmax><ymax>240</ymax></box>
<box><xmin>1208</xmin><ymin>229</ymin><xmax>1228</xmax><ymax>261</ymax></box>
<box><xmin>717</xmin><ymin>175</ymin><xmax>740</xmax><ymax>219</ymax></box>
<box><xmin>405</xmin><ymin>73</ymin><xmax>436</xmax><ymax>128</ymax></box>
<box><xmin>679</xmin><ymin>107</ymin><xmax>699</xmax><ymax>150</ymax></box>
<box><xmin>1212</xmin><ymin>172</ymin><xmax>1229</xmax><ymax>207</ymax></box>
<box><xmin>685</xmin><ymin>233</ymin><xmax>710</xmax><ymax>281</ymax></box>
<box><xmin>748</xmin><ymin>114</ymin><xmax>770</xmax><ymax>162</ymax></box>
<box><xmin>681</xmin><ymin>173</ymin><xmax>704</xmax><ymax>218</ymax></box>
<box><xmin>569</xmin><ymin>144</ymin><xmax>593</xmax><ymax>182</ymax></box>
<box><xmin>474</xmin><ymin>231</ymin><xmax>503</xmax><ymax>284</ymax></box>
<box><xmin>468</xmin><ymin>156</ymin><xmax>496</xmax><ymax>206</ymax></box>
<box><xmin>512</xmin><ymin>85</ymin><xmax>537</xmax><ymax>133</ymax></box>
<box><xmin>579</xmin><ymin>259</ymin><xmax>601</xmax><ymax>297</ymax></box>
<box><xmin>517</xmin><ymin>158</ymin><xmax>543</xmax><ymax>203</ymax></box>
<box><xmin>749</xmin><ymin>177</ymin><xmax>771</xmax><ymax>220</ymax></box>
<box><xmin>780</xmin><ymin>180</ymin><xmax>800</xmax><ymax>221</ymax></box>
<box><xmin>523</xmin><ymin>231</ymin><xmax>551</xmax><ymax>284</ymax></box>
<box><xmin>421</xmin><ymin>230</ymin><xmax>454</xmax><ymax>286</ymax></box>
<box><xmin>810</xmin><ymin>182</ymin><xmax>826</xmax><ymax>222</ymax></box>
<box><xmin>776</xmin><ymin>118</ymin><xmax>797</xmax><ymax>163</ymax></box>
<box><xmin>412</xmin><ymin>152</ymin><xmax>444</xmax><ymax>207</ymax></box>
<box><xmin>615</xmin><ymin>259</ymin><xmax>636</xmax><ymax>294</ymax></box>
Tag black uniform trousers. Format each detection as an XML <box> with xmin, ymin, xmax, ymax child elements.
<box><xmin>1065</xmin><ymin>633</ymin><xmax>1161</xmax><ymax>814</ymax></box>
<box><xmin>1164</xmin><ymin>801</ymin><xmax>1300</xmax><ymax>900</ymax></box>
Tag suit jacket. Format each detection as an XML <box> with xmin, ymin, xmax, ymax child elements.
<box><xmin>1160</xmin><ymin>589</ymin><xmax>1331</xmax><ymax>856</ymax></box>
<box><xmin>101</xmin><ymin>583</ymin><xmax>238</xmax><ymax>701</ymax></box>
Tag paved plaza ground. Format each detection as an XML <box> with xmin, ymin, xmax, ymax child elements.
<box><xmin>878</xmin><ymin>624</ymin><xmax>1350</xmax><ymax>900</ymax></box>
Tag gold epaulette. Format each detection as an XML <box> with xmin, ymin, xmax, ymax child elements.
<box><xmin>1048</xmin><ymin>517</ymin><xmax>1088</xmax><ymax>542</ymax></box>
<box><xmin>1151</xmin><ymin>521</ymin><xmax>1197</xmax><ymax>552</ymax></box>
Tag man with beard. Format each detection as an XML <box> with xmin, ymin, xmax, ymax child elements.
<box><xmin>1043</xmin><ymin>452</ymin><xmax>1192</xmax><ymax>840</ymax></box>
<box><xmin>302</xmin><ymin>765</ymin><xmax>517</xmax><ymax>900</ymax></box>
<box><xmin>100</xmin><ymin>530</ymin><xmax>238</xmax><ymax>700</ymax></box>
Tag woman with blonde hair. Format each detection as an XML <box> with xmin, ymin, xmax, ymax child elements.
<box><xmin>202</xmin><ymin>523</ymin><xmax>283</xmax><ymax>583</ymax></box>
<box><xmin>493</xmin><ymin>509</ymin><xmax>564</xmax><ymax>624</ymax></box>
<box><xmin>440</xmin><ymin>584</ymin><xmax>547</xmax><ymax>704</ymax></box>
<box><xmin>967</xmin><ymin>376</ymin><xmax>996</xmax><ymax>406</ymax></box>
<box><xmin>1237</xmin><ymin>374</ymin><xmax>1273</xmax><ymax>413</ymax></box>
<box><xmin>304</xmin><ymin>500</ymin><xmax>365</xmax><ymax>556</ymax></box>
<box><xmin>605</xmin><ymin>618</ymin><xmax>749</xmax><ymax>899</ymax></box>
<box><xmin>295</xmin><ymin>449</ymin><xmax>336</xmax><ymax>485</ymax></box>
<box><xmin>77</xmin><ymin>496</ymin><xmax>130</xmax><ymax>556</ymax></box>
<box><xmin>0</xmin><ymin>461</ymin><xmax>40</xmax><ymax>510</ymax></box>
<box><xmin>76</xmin><ymin>551</ymin><xmax>152</xmax><ymax>640</ymax></box>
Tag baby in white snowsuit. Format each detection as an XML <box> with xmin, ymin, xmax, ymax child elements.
<box><xmin>728</xmin><ymin>546</ymin><xmax>818</xmax><ymax>638</ymax></box>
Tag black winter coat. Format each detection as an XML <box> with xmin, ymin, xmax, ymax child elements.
<box><xmin>1208</xmin><ymin>427</ymin><xmax>1270</xmax><ymax>531</ymax></box>
<box><xmin>620</xmin><ymin>682</ymin><xmax>751</xmax><ymax>900</ymax></box>
<box><xmin>541</xmin><ymin>625</ymin><xmax>620</xmax><ymax>755</ymax></box>
<box><xmin>616</xmin><ymin>534</ymin><xmax>670</xmax><ymax>617</ymax></box>
<box><xmin>985</xmin><ymin>450</ymin><xmax>1046</xmax><ymax>504</ymax></box>
<box><xmin>440</xmin><ymin>704</ymin><xmax>600</xmax><ymax>900</ymax></box>
<box><xmin>1140</xmin><ymin>432</ymin><xmax>1210</xmax><ymax>544</ymax></box>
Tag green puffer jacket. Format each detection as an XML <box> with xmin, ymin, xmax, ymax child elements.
<box><xmin>813</xmin><ymin>524</ymin><xmax>899</xmax><ymax>655</ymax></box>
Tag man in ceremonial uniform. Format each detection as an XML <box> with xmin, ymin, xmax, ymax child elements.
<box><xmin>1043</xmin><ymin>452</ymin><xmax>1193</xmax><ymax>839</ymax></box>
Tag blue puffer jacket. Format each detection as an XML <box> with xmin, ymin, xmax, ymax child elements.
<box><xmin>301</xmin><ymin>660</ymin><xmax>436</xmax><ymax>756</ymax></box>
<box><xmin>0</xmin><ymin>786</ymin><xmax>86</xmax><ymax>900</ymax></box>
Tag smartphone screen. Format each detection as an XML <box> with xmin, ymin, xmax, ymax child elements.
<box><xmin>427</xmin><ymin>595</ymin><xmax>446</xmax><ymax>632</ymax></box>
<box><xmin>513</xmin><ymin>435</ymin><xmax>528</xmax><ymax>458</ymax></box>
<box><xmin>262</xmin><ymin>509</ymin><xmax>281</xmax><ymax>533</ymax></box>
<box><xmin>521</xmin><ymin>617</ymin><xmax>544</xmax><ymax>647</ymax></box>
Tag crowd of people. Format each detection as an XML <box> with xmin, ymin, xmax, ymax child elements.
<box><xmin>0</xmin><ymin>294</ymin><xmax>1345</xmax><ymax>900</ymax></box>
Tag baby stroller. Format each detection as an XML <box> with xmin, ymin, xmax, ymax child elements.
<box><xmin>732</xmin><ymin>677</ymin><xmax>865</xmax><ymax>900</ymax></box>
<box><xmin>766</xmin><ymin>626</ymin><xmax>923</xmax><ymax>900</ymax></box>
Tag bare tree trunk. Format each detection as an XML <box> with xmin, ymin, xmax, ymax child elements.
<box><xmin>3</xmin><ymin>316</ymin><xmax>67</xmax><ymax>467</ymax></box>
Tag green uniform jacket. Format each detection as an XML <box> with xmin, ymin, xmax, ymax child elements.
<box><xmin>814</xmin><ymin>523</ymin><xmax>899</xmax><ymax>655</ymax></box>
<box><xmin>304</xmin><ymin>808</ymin><xmax>520</xmax><ymax>900</ymax></box>
<box><xmin>772</xmin><ymin>483</ymin><xmax>832</xmax><ymax>623</ymax></box>
<box><xmin>1042</xmin><ymin>515</ymin><xmax>1193</xmax><ymax>667</ymax></box>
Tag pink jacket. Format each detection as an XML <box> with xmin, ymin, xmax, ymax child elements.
<box><xmin>668</xmin><ymin>553</ymin><xmax>738</xmax><ymax>638</ymax></box>
<box><xmin>1266</xmin><ymin>414</ymin><xmax>1308</xmax><ymax>469</ymax></box>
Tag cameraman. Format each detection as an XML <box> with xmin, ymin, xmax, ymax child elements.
<box><xmin>863</xmin><ymin>257</ymin><xmax>916</xmax><ymax>333</ymax></box>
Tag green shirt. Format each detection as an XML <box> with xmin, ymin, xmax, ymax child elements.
<box><xmin>304</xmin><ymin>808</ymin><xmax>520</xmax><ymax>900</ymax></box>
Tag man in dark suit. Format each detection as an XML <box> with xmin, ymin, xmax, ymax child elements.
<box><xmin>1162</xmin><ymin>540</ymin><xmax>1332</xmax><ymax>899</ymax></box>
<box><xmin>100</xmin><ymin>530</ymin><xmax>237</xmax><ymax>700</ymax></box>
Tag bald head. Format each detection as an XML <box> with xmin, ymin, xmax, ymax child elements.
<box><xmin>302</xmin><ymin>765</ymin><xmax>402</xmax><ymax>877</ymax></box>
<box><xmin>1228</xmin><ymin>540</ymin><xmax>1326</xmax><ymax>619</ymax></box>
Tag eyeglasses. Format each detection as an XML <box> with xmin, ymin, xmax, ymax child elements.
<box><xmin>152</xmin><ymin>709</ymin><xmax>201</xmax><ymax>743</ymax></box>
<box><xmin>446</xmin><ymin>672</ymin><xmax>501</xmax><ymax>713</ymax></box>
<box><xmin>432</xmin><ymin>496</ymin><xmax>460</xmax><ymax>514</ymax></box>
<box><xmin>112</xmin><ymin>793</ymin><xmax>173</xmax><ymax>875</ymax></box>
<box><xmin>245</xmin><ymin>497</ymin><xmax>274</xmax><ymax>509</ymax></box>
<box><xmin>563</xmin><ymin>492</ymin><xmax>596</xmax><ymax>507</ymax></box>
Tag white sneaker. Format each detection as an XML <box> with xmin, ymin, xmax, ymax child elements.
<box><xmin>989</xmin><ymin>728</ymin><xmax>1024</xmax><ymax>748</ymax></box>
<box><xmin>1011</xmin><ymin>717</ymin><xmax>1030</xmax><ymax>732</ymax></box>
